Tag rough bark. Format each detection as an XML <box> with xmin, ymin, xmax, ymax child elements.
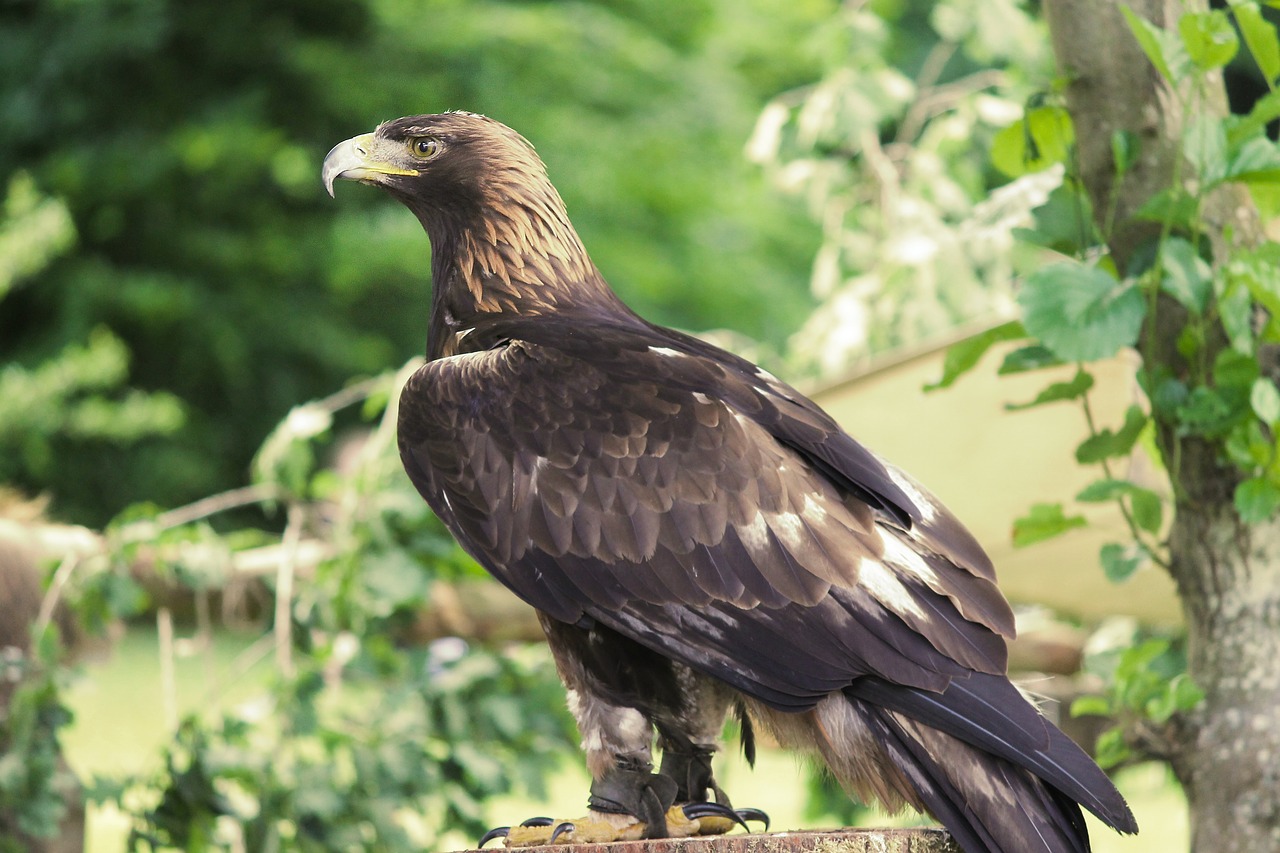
<box><xmin>1042</xmin><ymin>1</ymin><xmax>1280</xmax><ymax>850</ymax></box>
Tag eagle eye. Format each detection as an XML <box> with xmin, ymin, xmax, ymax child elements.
<box><xmin>409</xmin><ymin>137</ymin><xmax>442</xmax><ymax>160</ymax></box>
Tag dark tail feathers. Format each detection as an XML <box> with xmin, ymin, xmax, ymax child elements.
<box><xmin>834</xmin><ymin>673</ymin><xmax>1136</xmax><ymax>853</ymax></box>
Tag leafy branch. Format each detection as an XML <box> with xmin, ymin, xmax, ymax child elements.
<box><xmin>933</xmin><ymin>0</ymin><xmax>1280</xmax><ymax>763</ymax></box>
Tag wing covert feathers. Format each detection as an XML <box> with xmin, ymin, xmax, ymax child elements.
<box><xmin>398</xmin><ymin>329</ymin><xmax>1013</xmax><ymax>685</ymax></box>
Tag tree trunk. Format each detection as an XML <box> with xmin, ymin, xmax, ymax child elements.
<box><xmin>1041</xmin><ymin>1</ymin><xmax>1280</xmax><ymax>851</ymax></box>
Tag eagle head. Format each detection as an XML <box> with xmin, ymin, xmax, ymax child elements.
<box><xmin>322</xmin><ymin>111</ymin><xmax>550</xmax><ymax>214</ymax></box>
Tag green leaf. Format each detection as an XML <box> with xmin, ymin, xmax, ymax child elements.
<box><xmin>1184</xmin><ymin>114</ymin><xmax>1230</xmax><ymax>185</ymax></box>
<box><xmin>1093</xmin><ymin>727</ymin><xmax>1131</xmax><ymax>769</ymax></box>
<box><xmin>1226</xmin><ymin>137</ymin><xmax>1280</xmax><ymax>184</ymax></box>
<box><xmin>1122</xmin><ymin>6</ymin><xmax>1189</xmax><ymax>82</ymax></box>
<box><xmin>1245</xmin><ymin>176</ymin><xmax>1280</xmax><ymax>219</ymax></box>
<box><xmin>1234</xmin><ymin>2</ymin><xmax>1280</xmax><ymax>83</ymax></box>
<box><xmin>997</xmin><ymin>344</ymin><xmax>1064</xmax><ymax>375</ymax></box>
<box><xmin>1218</xmin><ymin>275</ymin><xmax>1257</xmax><ymax>353</ymax></box>
<box><xmin>1159</xmin><ymin>237</ymin><xmax>1213</xmax><ymax>314</ymax></box>
<box><xmin>1229</xmin><ymin>244</ymin><xmax>1280</xmax><ymax>318</ymax></box>
<box><xmin>1075</xmin><ymin>405</ymin><xmax>1149</xmax><ymax>463</ymax></box>
<box><xmin>1069</xmin><ymin>695</ymin><xmax>1112</xmax><ymax>718</ymax></box>
<box><xmin>1225</xmin><ymin>419</ymin><xmax>1274</xmax><ymax>468</ymax></box>
<box><xmin>1134</xmin><ymin>187</ymin><xmax>1200</xmax><ymax>230</ymax></box>
<box><xmin>1147</xmin><ymin>674</ymin><xmax>1203</xmax><ymax>723</ymax></box>
<box><xmin>1100</xmin><ymin>542</ymin><xmax>1145</xmax><ymax>583</ymax></box>
<box><xmin>1177</xmin><ymin>322</ymin><xmax>1205</xmax><ymax>361</ymax></box>
<box><xmin>1179</xmin><ymin>9</ymin><xmax>1239</xmax><ymax>70</ymax></box>
<box><xmin>1012</xmin><ymin>502</ymin><xmax>1088</xmax><ymax>548</ymax></box>
<box><xmin>1005</xmin><ymin>368</ymin><xmax>1095</xmax><ymax>411</ymax></box>
<box><xmin>1075</xmin><ymin>478</ymin><xmax>1163</xmax><ymax>533</ymax></box>
<box><xmin>1177</xmin><ymin>386</ymin><xmax>1235</xmax><ymax>435</ymax></box>
<box><xmin>1130</xmin><ymin>486</ymin><xmax>1164</xmax><ymax>533</ymax></box>
<box><xmin>1228</xmin><ymin>90</ymin><xmax>1280</xmax><ymax>147</ymax></box>
<box><xmin>1112</xmin><ymin>129</ymin><xmax>1140</xmax><ymax>176</ymax></box>
<box><xmin>1014</xmin><ymin>181</ymin><xmax>1099</xmax><ymax>255</ymax></box>
<box><xmin>1018</xmin><ymin>263</ymin><xmax>1146</xmax><ymax>362</ymax></box>
<box><xmin>1214</xmin><ymin>348</ymin><xmax>1262</xmax><ymax>389</ymax></box>
<box><xmin>1172</xmin><ymin>674</ymin><xmax>1206</xmax><ymax>713</ymax></box>
<box><xmin>251</xmin><ymin>402</ymin><xmax>333</xmax><ymax>495</ymax></box>
<box><xmin>1076</xmin><ymin>478</ymin><xmax>1135</xmax><ymax>502</ymax></box>
<box><xmin>991</xmin><ymin>106</ymin><xmax>1075</xmax><ymax>177</ymax></box>
<box><xmin>1251</xmin><ymin>378</ymin><xmax>1280</xmax><ymax>425</ymax></box>
<box><xmin>1236</xmin><ymin>476</ymin><xmax>1280</xmax><ymax>522</ymax></box>
<box><xmin>925</xmin><ymin>321</ymin><xmax>1026</xmax><ymax>391</ymax></box>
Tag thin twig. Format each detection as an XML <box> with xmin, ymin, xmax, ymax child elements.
<box><xmin>32</xmin><ymin>552</ymin><xmax>80</xmax><ymax>644</ymax></box>
<box><xmin>1080</xmin><ymin>390</ymin><xmax>1170</xmax><ymax>569</ymax></box>
<box><xmin>199</xmin><ymin>632</ymin><xmax>277</xmax><ymax>709</ymax></box>
<box><xmin>896</xmin><ymin>41</ymin><xmax>960</xmax><ymax>145</ymax></box>
<box><xmin>274</xmin><ymin>502</ymin><xmax>306</xmax><ymax>679</ymax></box>
<box><xmin>311</xmin><ymin>376</ymin><xmax>383</xmax><ymax>415</ymax></box>
<box><xmin>196</xmin><ymin>588</ymin><xmax>215</xmax><ymax>687</ymax></box>
<box><xmin>154</xmin><ymin>484</ymin><xmax>279</xmax><ymax>531</ymax></box>
<box><xmin>897</xmin><ymin>69</ymin><xmax>1008</xmax><ymax>146</ymax></box>
<box><xmin>859</xmin><ymin>128</ymin><xmax>900</xmax><ymax>215</ymax></box>
<box><xmin>158</xmin><ymin>607</ymin><xmax>178</xmax><ymax>731</ymax></box>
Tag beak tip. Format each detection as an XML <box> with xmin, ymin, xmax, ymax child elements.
<box><xmin>321</xmin><ymin>137</ymin><xmax>357</xmax><ymax>200</ymax></box>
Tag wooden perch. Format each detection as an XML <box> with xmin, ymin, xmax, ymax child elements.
<box><xmin>456</xmin><ymin>829</ymin><xmax>960</xmax><ymax>853</ymax></box>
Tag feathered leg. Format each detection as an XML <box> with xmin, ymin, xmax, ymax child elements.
<box><xmin>656</xmin><ymin>663</ymin><xmax>736</xmax><ymax>804</ymax></box>
<box><xmin>655</xmin><ymin>666</ymin><xmax>769</xmax><ymax>833</ymax></box>
<box><xmin>481</xmin><ymin>617</ymin><xmax>765</xmax><ymax>847</ymax></box>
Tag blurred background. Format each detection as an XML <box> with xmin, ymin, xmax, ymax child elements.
<box><xmin>0</xmin><ymin>0</ymin><xmax>1188</xmax><ymax>850</ymax></box>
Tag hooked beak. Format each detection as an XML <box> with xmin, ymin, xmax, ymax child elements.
<box><xmin>322</xmin><ymin>132</ymin><xmax>419</xmax><ymax>197</ymax></box>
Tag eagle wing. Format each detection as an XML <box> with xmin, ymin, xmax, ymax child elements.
<box><xmin>398</xmin><ymin>320</ymin><xmax>1014</xmax><ymax>712</ymax></box>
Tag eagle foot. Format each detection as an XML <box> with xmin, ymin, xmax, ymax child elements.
<box><xmin>477</xmin><ymin>803</ymin><xmax>769</xmax><ymax>847</ymax></box>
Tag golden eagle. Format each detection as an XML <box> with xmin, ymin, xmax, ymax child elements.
<box><xmin>322</xmin><ymin>112</ymin><xmax>1136</xmax><ymax>853</ymax></box>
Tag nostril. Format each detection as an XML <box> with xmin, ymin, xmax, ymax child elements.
<box><xmin>355</xmin><ymin>144</ymin><xmax>367</xmax><ymax>156</ymax></box>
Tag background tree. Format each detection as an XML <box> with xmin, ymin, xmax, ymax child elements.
<box><xmin>0</xmin><ymin>0</ymin><xmax>826</xmax><ymax>526</ymax></box>
<box><xmin>1039</xmin><ymin>2</ymin><xmax>1280</xmax><ymax>850</ymax></box>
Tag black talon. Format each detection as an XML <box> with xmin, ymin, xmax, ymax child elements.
<box><xmin>681</xmin><ymin>801</ymin><xmax>750</xmax><ymax>832</ymax></box>
<box><xmin>479</xmin><ymin>826</ymin><xmax>511</xmax><ymax>848</ymax></box>
<box><xmin>520</xmin><ymin>817</ymin><xmax>555</xmax><ymax>827</ymax></box>
<box><xmin>734</xmin><ymin>807</ymin><xmax>770</xmax><ymax>830</ymax></box>
<box><xmin>549</xmin><ymin>822</ymin><xmax>576</xmax><ymax>843</ymax></box>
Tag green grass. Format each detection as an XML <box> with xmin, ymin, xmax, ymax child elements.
<box><xmin>61</xmin><ymin>624</ymin><xmax>273</xmax><ymax>851</ymax></box>
<box><xmin>61</xmin><ymin>626</ymin><xmax>1187</xmax><ymax>852</ymax></box>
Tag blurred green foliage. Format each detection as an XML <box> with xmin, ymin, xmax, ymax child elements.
<box><xmin>1</xmin><ymin>0</ymin><xmax>829</xmax><ymax>525</ymax></box>
<box><xmin>98</xmin><ymin>644</ymin><xmax>575</xmax><ymax>851</ymax></box>
<box><xmin>71</xmin><ymin>365</ymin><xmax>579</xmax><ymax>850</ymax></box>
<box><xmin>749</xmin><ymin>0</ymin><xmax>1057</xmax><ymax>377</ymax></box>
<box><xmin>0</xmin><ymin>628</ymin><xmax>77</xmax><ymax>852</ymax></box>
<box><xmin>0</xmin><ymin>173</ymin><xmax>185</xmax><ymax>500</ymax></box>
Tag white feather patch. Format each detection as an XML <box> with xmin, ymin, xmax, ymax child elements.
<box><xmin>768</xmin><ymin>510</ymin><xmax>806</xmax><ymax>552</ymax></box>
<box><xmin>858</xmin><ymin>556</ymin><xmax>926</xmax><ymax>619</ymax></box>
<box><xmin>740</xmin><ymin>511</ymin><xmax>770</xmax><ymax>554</ymax></box>
<box><xmin>878</xmin><ymin>530</ymin><xmax>942</xmax><ymax>588</ymax></box>
<box><xmin>883</xmin><ymin>464</ymin><xmax>939</xmax><ymax>522</ymax></box>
